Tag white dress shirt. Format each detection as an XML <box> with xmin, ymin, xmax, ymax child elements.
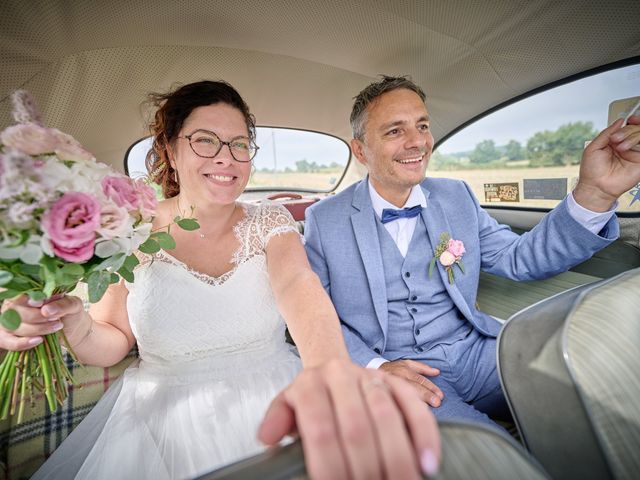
<box><xmin>365</xmin><ymin>179</ymin><xmax>616</xmax><ymax>369</ymax></box>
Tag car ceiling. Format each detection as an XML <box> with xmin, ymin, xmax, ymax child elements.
<box><xmin>1</xmin><ymin>0</ymin><xmax>640</xmax><ymax>171</ymax></box>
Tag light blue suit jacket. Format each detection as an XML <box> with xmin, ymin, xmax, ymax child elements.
<box><xmin>304</xmin><ymin>177</ymin><xmax>618</xmax><ymax>366</ymax></box>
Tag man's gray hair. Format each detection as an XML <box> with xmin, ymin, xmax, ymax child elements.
<box><xmin>350</xmin><ymin>75</ymin><xmax>427</xmax><ymax>140</ymax></box>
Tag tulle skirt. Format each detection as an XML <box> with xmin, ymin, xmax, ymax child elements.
<box><xmin>32</xmin><ymin>345</ymin><xmax>301</xmax><ymax>480</ymax></box>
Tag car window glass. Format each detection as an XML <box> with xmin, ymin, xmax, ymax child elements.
<box><xmin>434</xmin><ymin>63</ymin><xmax>640</xmax><ymax>212</ymax></box>
<box><xmin>125</xmin><ymin>127</ymin><xmax>350</xmax><ymax>194</ymax></box>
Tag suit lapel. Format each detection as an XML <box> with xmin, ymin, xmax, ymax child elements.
<box><xmin>420</xmin><ymin>184</ymin><xmax>473</xmax><ymax>319</ymax></box>
<box><xmin>351</xmin><ymin>181</ymin><xmax>389</xmax><ymax>334</ymax></box>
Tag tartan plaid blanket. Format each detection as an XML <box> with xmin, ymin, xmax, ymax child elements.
<box><xmin>0</xmin><ymin>348</ymin><xmax>137</xmax><ymax>480</ymax></box>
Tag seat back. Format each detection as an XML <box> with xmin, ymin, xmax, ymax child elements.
<box><xmin>199</xmin><ymin>420</ymin><xmax>549</xmax><ymax>480</ymax></box>
<box><xmin>498</xmin><ymin>268</ymin><xmax>640</xmax><ymax>480</ymax></box>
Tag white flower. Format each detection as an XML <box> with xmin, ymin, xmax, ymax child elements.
<box><xmin>68</xmin><ymin>161</ymin><xmax>112</xmax><ymax>196</ymax></box>
<box><xmin>40</xmin><ymin>158</ymin><xmax>73</xmax><ymax>192</ymax></box>
<box><xmin>7</xmin><ymin>202</ymin><xmax>37</xmax><ymax>229</ymax></box>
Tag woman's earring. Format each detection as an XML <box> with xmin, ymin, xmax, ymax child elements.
<box><xmin>173</xmin><ymin>169</ymin><xmax>178</xmax><ymax>183</ymax></box>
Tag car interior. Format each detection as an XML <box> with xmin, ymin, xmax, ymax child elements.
<box><xmin>1</xmin><ymin>1</ymin><xmax>639</xmax><ymax>478</ymax></box>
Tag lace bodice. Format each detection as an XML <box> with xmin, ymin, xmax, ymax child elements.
<box><xmin>126</xmin><ymin>202</ymin><xmax>301</xmax><ymax>365</ymax></box>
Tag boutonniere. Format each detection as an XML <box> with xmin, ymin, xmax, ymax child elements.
<box><xmin>428</xmin><ymin>232</ymin><xmax>465</xmax><ymax>284</ymax></box>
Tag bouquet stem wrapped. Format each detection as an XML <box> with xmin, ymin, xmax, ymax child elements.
<box><xmin>0</xmin><ymin>90</ymin><xmax>198</xmax><ymax>422</ymax></box>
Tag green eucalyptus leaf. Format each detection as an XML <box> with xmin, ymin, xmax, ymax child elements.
<box><xmin>61</xmin><ymin>264</ymin><xmax>85</xmax><ymax>277</ymax></box>
<box><xmin>59</xmin><ymin>274</ymin><xmax>81</xmax><ymax>286</ymax></box>
<box><xmin>176</xmin><ymin>218</ymin><xmax>200</xmax><ymax>231</ymax></box>
<box><xmin>28</xmin><ymin>291</ymin><xmax>47</xmax><ymax>302</ymax></box>
<box><xmin>428</xmin><ymin>257</ymin><xmax>436</xmax><ymax>278</ymax></box>
<box><xmin>0</xmin><ymin>270</ymin><xmax>13</xmax><ymax>286</ymax></box>
<box><xmin>2</xmin><ymin>277</ymin><xmax>31</xmax><ymax>291</ymax></box>
<box><xmin>94</xmin><ymin>253</ymin><xmax>126</xmax><ymax>272</ymax></box>
<box><xmin>110</xmin><ymin>273</ymin><xmax>120</xmax><ymax>284</ymax></box>
<box><xmin>0</xmin><ymin>309</ymin><xmax>21</xmax><ymax>331</ymax></box>
<box><xmin>123</xmin><ymin>254</ymin><xmax>139</xmax><ymax>271</ymax></box>
<box><xmin>15</xmin><ymin>264</ymin><xmax>40</xmax><ymax>278</ymax></box>
<box><xmin>43</xmin><ymin>265</ymin><xmax>57</xmax><ymax>298</ymax></box>
<box><xmin>87</xmin><ymin>270</ymin><xmax>111</xmax><ymax>303</ymax></box>
<box><xmin>153</xmin><ymin>232</ymin><xmax>176</xmax><ymax>250</ymax></box>
<box><xmin>117</xmin><ymin>266</ymin><xmax>135</xmax><ymax>283</ymax></box>
<box><xmin>457</xmin><ymin>259</ymin><xmax>465</xmax><ymax>274</ymax></box>
<box><xmin>138</xmin><ymin>238</ymin><xmax>161</xmax><ymax>254</ymax></box>
<box><xmin>0</xmin><ymin>289</ymin><xmax>20</xmax><ymax>301</ymax></box>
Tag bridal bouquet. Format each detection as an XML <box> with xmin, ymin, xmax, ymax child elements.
<box><xmin>0</xmin><ymin>91</ymin><xmax>197</xmax><ymax>422</ymax></box>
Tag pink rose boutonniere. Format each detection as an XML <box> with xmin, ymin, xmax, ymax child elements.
<box><xmin>428</xmin><ymin>232</ymin><xmax>466</xmax><ymax>284</ymax></box>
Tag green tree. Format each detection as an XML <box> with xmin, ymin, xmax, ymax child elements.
<box><xmin>527</xmin><ymin>121</ymin><xmax>597</xmax><ymax>166</ymax></box>
<box><xmin>469</xmin><ymin>139</ymin><xmax>498</xmax><ymax>164</ymax></box>
<box><xmin>295</xmin><ymin>159</ymin><xmax>310</xmax><ymax>172</ymax></box>
<box><xmin>505</xmin><ymin>140</ymin><xmax>523</xmax><ymax>161</ymax></box>
<box><xmin>429</xmin><ymin>151</ymin><xmax>460</xmax><ymax>170</ymax></box>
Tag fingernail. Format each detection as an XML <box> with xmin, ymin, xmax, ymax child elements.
<box><xmin>28</xmin><ymin>337</ymin><xmax>43</xmax><ymax>346</ymax></box>
<box><xmin>27</xmin><ymin>299</ymin><xmax>44</xmax><ymax>307</ymax></box>
<box><xmin>420</xmin><ymin>449</ymin><xmax>439</xmax><ymax>477</ymax></box>
<box><xmin>431</xmin><ymin>396</ymin><xmax>441</xmax><ymax>407</ymax></box>
<box><xmin>50</xmin><ymin>322</ymin><xmax>64</xmax><ymax>332</ymax></box>
<box><xmin>43</xmin><ymin>305</ymin><xmax>60</xmax><ymax>316</ymax></box>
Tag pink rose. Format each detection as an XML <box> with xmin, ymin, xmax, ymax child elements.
<box><xmin>447</xmin><ymin>239</ymin><xmax>465</xmax><ymax>259</ymax></box>
<box><xmin>97</xmin><ymin>203</ymin><xmax>131</xmax><ymax>239</ymax></box>
<box><xmin>0</xmin><ymin>124</ymin><xmax>59</xmax><ymax>156</ymax></box>
<box><xmin>42</xmin><ymin>192</ymin><xmax>101</xmax><ymax>263</ymax></box>
<box><xmin>135</xmin><ymin>179</ymin><xmax>158</xmax><ymax>220</ymax></box>
<box><xmin>439</xmin><ymin>250</ymin><xmax>456</xmax><ymax>267</ymax></box>
<box><xmin>102</xmin><ymin>175</ymin><xmax>139</xmax><ymax>211</ymax></box>
<box><xmin>53</xmin><ymin>130</ymin><xmax>94</xmax><ymax>162</ymax></box>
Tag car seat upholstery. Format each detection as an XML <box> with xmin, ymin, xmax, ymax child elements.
<box><xmin>498</xmin><ymin>268</ymin><xmax>640</xmax><ymax>480</ymax></box>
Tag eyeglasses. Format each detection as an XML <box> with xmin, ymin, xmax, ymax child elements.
<box><xmin>178</xmin><ymin>129</ymin><xmax>259</xmax><ymax>162</ymax></box>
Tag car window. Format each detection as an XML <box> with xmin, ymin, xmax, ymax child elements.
<box><xmin>125</xmin><ymin>127</ymin><xmax>350</xmax><ymax>193</ymax></box>
<box><xmin>433</xmin><ymin>63</ymin><xmax>640</xmax><ymax>212</ymax></box>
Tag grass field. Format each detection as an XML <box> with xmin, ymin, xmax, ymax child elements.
<box><xmin>248</xmin><ymin>166</ymin><xmax>640</xmax><ymax>213</ymax></box>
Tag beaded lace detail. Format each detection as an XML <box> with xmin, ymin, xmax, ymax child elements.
<box><xmin>147</xmin><ymin>202</ymin><xmax>300</xmax><ymax>286</ymax></box>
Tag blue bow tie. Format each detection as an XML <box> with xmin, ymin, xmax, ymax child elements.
<box><xmin>380</xmin><ymin>204</ymin><xmax>423</xmax><ymax>224</ymax></box>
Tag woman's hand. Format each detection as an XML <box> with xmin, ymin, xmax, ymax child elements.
<box><xmin>0</xmin><ymin>294</ymin><xmax>89</xmax><ymax>351</ymax></box>
<box><xmin>258</xmin><ymin>359</ymin><xmax>440</xmax><ymax>480</ymax></box>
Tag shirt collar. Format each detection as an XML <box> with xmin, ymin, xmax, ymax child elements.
<box><xmin>368</xmin><ymin>179</ymin><xmax>427</xmax><ymax>220</ymax></box>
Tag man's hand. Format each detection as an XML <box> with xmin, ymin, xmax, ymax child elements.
<box><xmin>574</xmin><ymin>115</ymin><xmax>640</xmax><ymax>212</ymax></box>
<box><xmin>379</xmin><ymin>359</ymin><xmax>444</xmax><ymax>408</ymax></box>
<box><xmin>258</xmin><ymin>359</ymin><xmax>440</xmax><ymax>480</ymax></box>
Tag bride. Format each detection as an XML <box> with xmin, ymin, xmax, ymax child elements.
<box><xmin>1</xmin><ymin>80</ymin><xmax>439</xmax><ymax>479</ymax></box>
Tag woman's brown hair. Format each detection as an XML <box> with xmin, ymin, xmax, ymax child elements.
<box><xmin>145</xmin><ymin>80</ymin><xmax>256</xmax><ymax>198</ymax></box>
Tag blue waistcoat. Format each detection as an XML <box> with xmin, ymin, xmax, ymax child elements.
<box><xmin>375</xmin><ymin>216</ymin><xmax>472</xmax><ymax>360</ymax></box>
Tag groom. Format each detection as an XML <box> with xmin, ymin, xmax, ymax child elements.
<box><xmin>304</xmin><ymin>75</ymin><xmax>640</xmax><ymax>427</ymax></box>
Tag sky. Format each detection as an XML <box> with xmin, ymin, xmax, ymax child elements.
<box><xmin>437</xmin><ymin>64</ymin><xmax>640</xmax><ymax>154</ymax></box>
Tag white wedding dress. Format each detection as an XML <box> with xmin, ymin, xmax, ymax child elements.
<box><xmin>33</xmin><ymin>202</ymin><xmax>303</xmax><ymax>480</ymax></box>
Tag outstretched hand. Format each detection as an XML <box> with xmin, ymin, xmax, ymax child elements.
<box><xmin>258</xmin><ymin>359</ymin><xmax>440</xmax><ymax>480</ymax></box>
<box><xmin>573</xmin><ymin>115</ymin><xmax>640</xmax><ymax>212</ymax></box>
